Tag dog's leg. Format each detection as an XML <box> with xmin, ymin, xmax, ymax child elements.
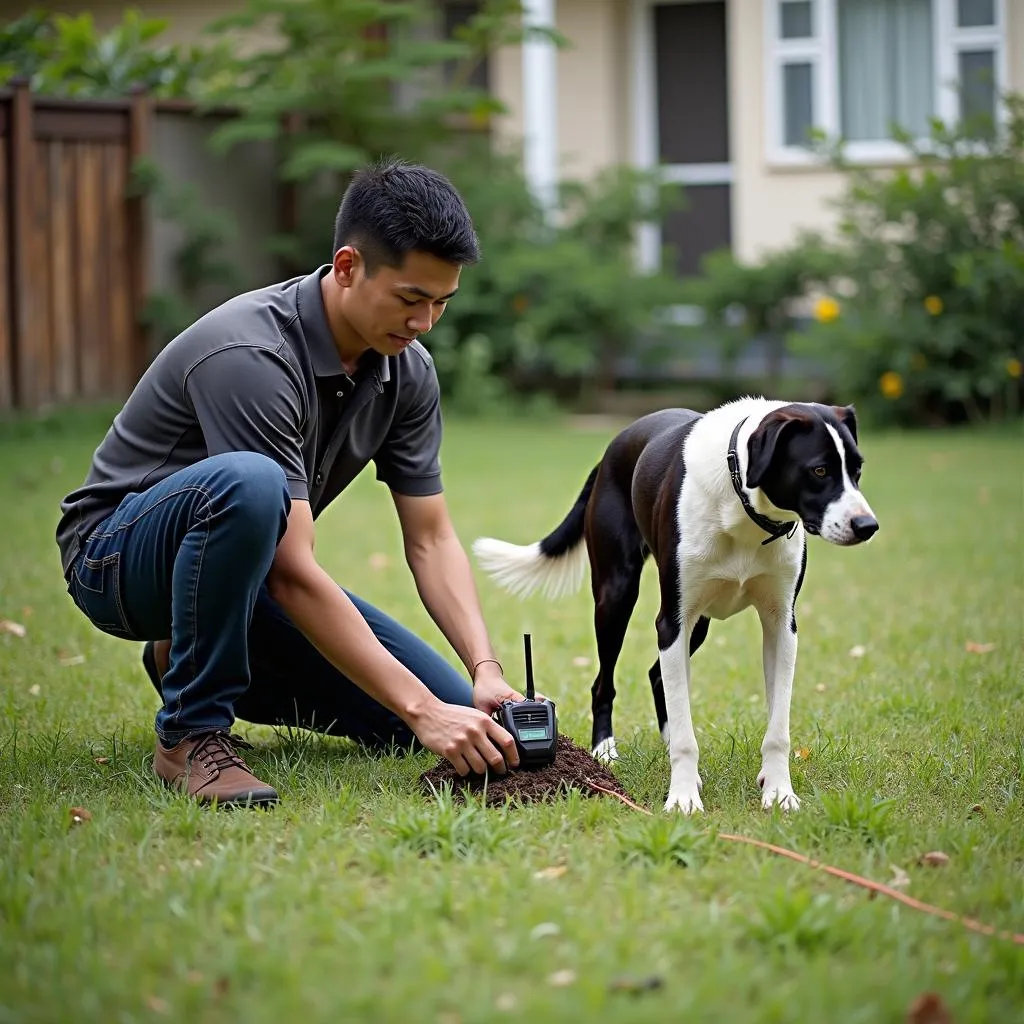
<box><xmin>755</xmin><ymin>601</ymin><xmax>800</xmax><ymax>812</ymax></box>
<box><xmin>651</xmin><ymin>615</ymin><xmax>709</xmax><ymax>747</ymax></box>
<box><xmin>586</xmin><ymin>489</ymin><xmax>645</xmax><ymax>763</ymax></box>
<box><xmin>589</xmin><ymin>561</ymin><xmax>643</xmax><ymax>763</ymax></box>
<box><xmin>648</xmin><ymin>658</ymin><xmax>668</xmax><ymax>744</ymax></box>
<box><xmin>655</xmin><ymin>552</ymin><xmax>703</xmax><ymax>813</ymax></box>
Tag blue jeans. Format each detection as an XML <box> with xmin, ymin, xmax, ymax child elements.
<box><xmin>65</xmin><ymin>451</ymin><xmax>473</xmax><ymax>748</ymax></box>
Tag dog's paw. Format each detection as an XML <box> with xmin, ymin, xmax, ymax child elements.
<box><xmin>592</xmin><ymin>737</ymin><xmax>619</xmax><ymax>763</ymax></box>
<box><xmin>664</xmin><ymin>786</ymin><xmax>704</xmax><ymax>815</ymax></box>
<box><xmin>759</xmin><ymin>776</ymin><xmax>800</xmax><ymax>812</ymax></box>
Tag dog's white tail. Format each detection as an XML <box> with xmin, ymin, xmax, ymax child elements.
<box><xmin>472</xmin><ymin>464</ymin><xmax>598</xmax><ymax>601</ymax></box>
<box><xmin>472</xmin><ymin>536</ymin><xmax>588</xmax><ymax>600</ymax></box>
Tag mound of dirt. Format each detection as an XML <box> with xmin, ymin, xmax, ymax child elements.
<box><xmin>419</xmin><ymin>733</ymin><xmax>635</xmax><ymax>807</ymax></box>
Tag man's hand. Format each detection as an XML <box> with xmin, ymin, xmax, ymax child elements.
<box><xmin>471</xmin><ymin>662</ymin><xmax>546</xmax><ymax>716</ymax></box>
<box><xmin>408</xmin><ymin>697</ymin><xmax>520</xmax><ymax>776</ymax></box>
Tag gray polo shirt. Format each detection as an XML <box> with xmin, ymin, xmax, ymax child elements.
<box><xmin>56</xmin><ymin>265</ymin><xmax>444</xmax><ymax>578</ymax></box>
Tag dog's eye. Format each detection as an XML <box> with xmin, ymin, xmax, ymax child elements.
<box><xmin>812</xmin><ymin>466</ymin><xmax>827</xmax><ymax>478</ymax></box>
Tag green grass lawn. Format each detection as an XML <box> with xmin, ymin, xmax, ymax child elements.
<box><xmin>1</xmin><ymin>404</ymin><xmax>1022</xmax><ymax>1024</ymax></box>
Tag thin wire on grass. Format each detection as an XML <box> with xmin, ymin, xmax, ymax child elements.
<box><xmin>583</xmin><ymin>778</ymin><xmax>1024</xmax><ymax>947</ymax></box>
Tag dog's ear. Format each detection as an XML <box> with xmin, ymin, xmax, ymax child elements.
<box><xmin>832</xmin><ymin>403</ymin><xmax>858</xmax><ymax>443</ymax></box>
<box><xmin>746</xmin><ymin>406</ymin><xmax>814</xmax><ymax>490</ymax></box>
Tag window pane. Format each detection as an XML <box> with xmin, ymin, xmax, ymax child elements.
<box><xmin>959</xmin><ymin>49</ymin><xmax>996</xmax><ymax>131</ymax></box>
<box><xmin>783</xmin><ymin>62</ymin><xmax>814</xmax><ymax>146</ymax></box>
<box><xmin>781</xmin><ymin>1</ymin><xmax>813</xmax><ymax>38</ymax></box>
<box><xmin>838</xmin><ymin>0</ymin><xmax>933</xmax><ymax>141</ymax></box>
<box><xmin>957</xmin><ymin>0</ymin><xmax>995</xmax><ymax>27</ymax></box>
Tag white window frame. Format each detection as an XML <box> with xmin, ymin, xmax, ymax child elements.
<box><xmin>764</xmin><ymin>0</ymin><xmax>1008</xmax><ymax>167</ymax></box>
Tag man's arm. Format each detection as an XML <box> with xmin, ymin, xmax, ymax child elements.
<box><xmin>265</xmin><ymin>499</ymin><xmax>519</xmax><ymax>776</ymax></box>
<box><xmin>391</xmin><ymin>490</ymin><xmax>532</xmax><ymax>713</ymax></box>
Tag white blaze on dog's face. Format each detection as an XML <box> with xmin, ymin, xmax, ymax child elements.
<box><xmin>818</xmin><ymin>423</ymin><xmax>878</xmax><ymax>546</ymax></box>
<box><xmin>745</xmin><ymin>403</ymin><xmax>879</xmax><ymax>547</ymax></box>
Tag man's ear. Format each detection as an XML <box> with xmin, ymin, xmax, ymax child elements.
<box><xmin>832</xmin><ymin>403</ymin><xmax>858</xmax><ymax>443</ymax></box>
<box><xmin>333</xmin><ymin>245</ymin><xmax>359</xmax><ymax>287</ymax></box>
<box><xmin>746</xmin><ymin>406</ymin><xmax>814</xmax><ymax>490</ymax></box>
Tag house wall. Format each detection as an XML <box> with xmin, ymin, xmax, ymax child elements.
<box><xmin>491</xmin><ymin>0</ymin><xmax>630</xmax><ymax>181</ymax></box>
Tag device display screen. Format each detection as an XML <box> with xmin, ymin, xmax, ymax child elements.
<box><xmin>518</xmin><ymin>727</ymin><xmax>550</xmax><ymax>741</ymax></box>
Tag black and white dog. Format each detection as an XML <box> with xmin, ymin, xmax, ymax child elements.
<box><xmin>472</xmin><ymin>397</ymin><xmax>878</xmax><ymax>814</ymax></box>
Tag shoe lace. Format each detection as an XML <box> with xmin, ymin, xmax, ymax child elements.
<box><xmin>187</xmin><ymin>730</ymin><xmax>254</xmax><ymax>773</ymax></box>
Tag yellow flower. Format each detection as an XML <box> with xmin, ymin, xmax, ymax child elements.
<box><xmin>813</xmin><ymin>296</ymin><xmax>840</xmax><ymax>323</ymax></box>
<box><xmin>1008</xmin><ymin>358</ymin><xmax>1022</xmax><ymax>379</ymax></box>
<box><xmin>924</xmin><ymin>295</ymin><xmax>943</xmax><ymax>316</ymax></box>
<box><xmin>880</xmin><ymin>371</ymin><xmax>904</xmax><ymax>400</ymax></box>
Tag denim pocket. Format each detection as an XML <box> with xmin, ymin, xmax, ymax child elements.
<box><xmin>71</xmin><ymin>551</ymin><xmax>138</xmax><ymax>640</ymax></box>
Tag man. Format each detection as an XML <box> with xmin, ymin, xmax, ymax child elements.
<box><xmin>56</xmin><ymin>157</ymin><xmax>529</xmax><ymax>808</ymax></box>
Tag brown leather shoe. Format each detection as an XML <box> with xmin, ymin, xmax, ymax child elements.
<box><xmin>153</xmin><ymin>730</ymin><xmax>279</xmax><ymax>807</ymax></box>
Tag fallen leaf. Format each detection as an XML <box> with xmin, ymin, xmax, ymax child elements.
<box><xmin>213</xmin><ymin>976</ymin><xmax>230</xmax><ymax>998</ymax></box>
<box><xmin>59</xmin><ymin>654</ymin><xmax>86</xmax><ymax>667</ymax></box>
<box><xmin>530</xmin><ymin>922</ymin><xmax>561</xmax><ymax>940</ymax></box>
<box><xmin>0</xmin><ymin>620</ymin><xmax>26</xmax><ymax>638</ymax></box>
<box><xmin>906</xmin><ymin>991</ymin><xmax>953</xmax><ymax>1024</ymax></box>
<box><xmin>533</xmin><ymin>865</ymin><xmax>567</xmax><ymax>880</ymax></box>
<box><xmin>494</xmin><ymin>993</ymin><xmax>517</xmax><ymax>1012</ymax></box>
<box><xmin>609</xmin><ymin>975</ymin><xmax>664</xmax><ymax>996</ymax></box>
<box><xmin>815</xmin><ymin>683</ymin><xmax>827</xmax><ymax>693</ymax></box>
<box><xmin>793</xmin><ymin>747</ymin><xmax>811</xmax><ymax>761</ymax></box>
<box><xmin>146</xmin><ymin>996</ymin><xmax>169</xmax><ymax>1014</ymax></box>
<box><xmin>889</xmin><ymin>864</ymin><xmax>911</xmax><ymax>890</ymax></box>
<box><xmin>21</xmin><ymin>606</ymin><xmax>33</xmax><ymax>618</ymax></box>
<box><xmin>571</xmin><ymin>656</ymin><xmax>590</xmax><ymax>668</ymax></box>
<box><xmin>918</xmin><ymin>851</ymin><xmax>950</xmax><ymax>868</ymax></box>
<box><xmin>94</xmin><ymin>756</ymin><xmax>110</xmax><ymax>765</ymax></box>
<box><xmin>28</xmin><ymin>684</ymin><xmax>41</xmax><ymax>696</ymax></box>
<box><xmin>548</xmin><ymin>969</ymin><xmax>576</xmax><ymax>987</ymax></box>
<box><xmin>977</xmin><ymin>486</ymin><xmax>990</xmax><ymax>505</ymax></box>
<box><xmin>69</xmin><ymin>806</ymin><xmax>92</xmax><ymax>827</ymax></box>
<box><xmin>849</xmin><ymin>644</ymin><xmax>866</xmax><ymax>658</ymax></box>
<box><xmin>965</xmin><ymin>641</ymin><xmax>995</xmax><ymax>654</ymax></box>
<box><xmin>185</xmin><ymin>970</ymin><xmax>204</xmax><ymax>985</ymax></box>
<box><xmin>437</xmin><ymin>1014</ymin><xmax>461</xmax><ymax>1024</ymax></box>
<box><xmin>367</xmin><ymin>552</ymin><xmax>390</xmax><ymax>570</ymax></box>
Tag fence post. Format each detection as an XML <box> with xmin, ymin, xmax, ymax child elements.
<box><xmin>127</xmin><ymin>84</ymin><xmax>152</xmax><ymax>384</ymax></box>
<box><xmin>8</xmin><ymin>77</ymin><xmax>35</xmax><ymax>410</ymax></box>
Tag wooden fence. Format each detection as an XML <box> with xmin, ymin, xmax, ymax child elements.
<box><xmin>0</xmin><ymin>79</ymin><xmax>154</xmax><ymax>413</ymax></box>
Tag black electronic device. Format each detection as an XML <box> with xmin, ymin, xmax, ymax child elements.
<box><xmin>496</xmin><ymin>633</ymin><xmax>558</xmax><ymax>769</ymax></box>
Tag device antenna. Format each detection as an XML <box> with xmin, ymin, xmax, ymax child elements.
<box><xmin>523</xmin><ymin>633</ymin><xmax>535</xmax><ymax>701</ymax></box>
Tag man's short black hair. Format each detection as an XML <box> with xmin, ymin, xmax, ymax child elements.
<box><xmin>333</xmin><ymin>157</ymin><xmax>481</xmax><ymax>273</ymax></box>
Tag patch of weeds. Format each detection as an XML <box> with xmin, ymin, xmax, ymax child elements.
<box><xmin>380</xmin><ymin>788</ymin><xmax>518</xmax><ymax>860</ymax></box>
<box><xmin>743</xmin><ymin>886</ymin><xmax>856</xmax><ymax>955</ymax></box>
<box><xmin>815</xmin><ymin>790</ymin><xmax>898</xmax><ymax>844</ymax></box>
<box><xmin>617</xmin><ymin>815</ymin><xmax>712</xmax><ymax>869</ymax></box>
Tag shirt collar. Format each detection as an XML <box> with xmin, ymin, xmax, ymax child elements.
<box><xmin>296</xmin><ymin>265</ymin><xmax>391</xmax><ymax>385</ymax></box>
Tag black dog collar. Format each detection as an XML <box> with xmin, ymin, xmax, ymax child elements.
<box><xmin>726</xmin><ymin>417</ymin><xmax>799</xmax><ymax>545</ymax></box>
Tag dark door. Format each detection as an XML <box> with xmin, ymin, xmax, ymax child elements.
<box><xmin>653</xmin><ymin>1</ymin><xmax>732</xmax><ymax>278</ymax></box>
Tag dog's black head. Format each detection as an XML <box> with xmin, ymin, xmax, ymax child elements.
<box><xmin>745</xmin><ymin>403</ymin><xmax>878</xmax><ymax>546</ymax></box>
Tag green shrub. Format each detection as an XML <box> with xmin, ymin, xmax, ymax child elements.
<box><xmin>791</xmin><ymin>98</ymin><xmax>1024</xmax><ymax>426</ymax></box>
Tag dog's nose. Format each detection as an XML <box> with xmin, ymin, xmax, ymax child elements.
<box><xmin>851</xmin><ymin>515</ymin><xmax>878</xmax><ymax>541</ymax></box>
